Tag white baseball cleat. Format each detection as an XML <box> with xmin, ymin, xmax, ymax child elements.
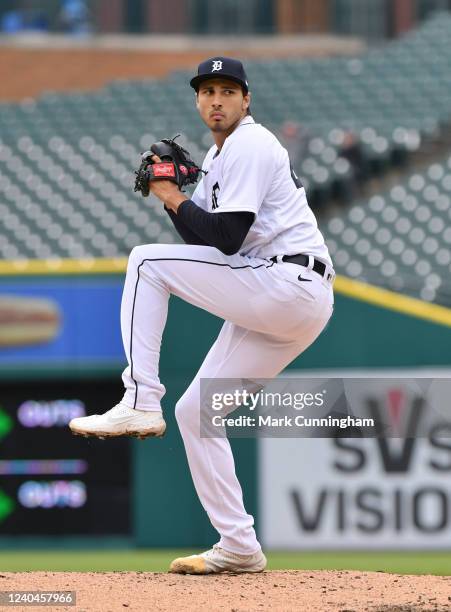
<box><xmin>169</xmin><ymin>544</ymin><xmax>267</xmax><ymax>574</ymax></box>
<box><xmin>69</xmin><ymin>402</ymin><xmax>166</xmax><ymax>440</ymax></box>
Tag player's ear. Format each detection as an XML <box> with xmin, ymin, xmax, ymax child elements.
<box><xmin>195</xmin><ymin>92</ymin><xmax>200</xmax><ymax>110</ymax></box>
<box><xmin>243</xmin><ymin>92</ymin><xmax>251</xmax><ymax>111</ymax></box>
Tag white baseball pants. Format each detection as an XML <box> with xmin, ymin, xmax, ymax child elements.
<box><xmin>120</xmin><ymin>243</ymin><xmax>334</xmax><ymax>554</ymax></box>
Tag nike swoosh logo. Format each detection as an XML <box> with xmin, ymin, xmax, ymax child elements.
<box><xmin>298</xmin><ymin>275</ymin><xmax>312</xmax><ymax>282</ymax></box>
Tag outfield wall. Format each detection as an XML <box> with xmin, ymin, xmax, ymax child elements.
<box><xmin>0</xmin><ymin>270</ymin><xmax>450</xmax><ymax>548</ymax></box>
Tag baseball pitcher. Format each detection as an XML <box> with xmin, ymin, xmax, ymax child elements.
<box><xmin>70</xmin><ymin>57</ymin><xmax>335</xmax><ymax>574</ymax></box>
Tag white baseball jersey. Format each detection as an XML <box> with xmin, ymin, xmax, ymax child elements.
<box><xmin>191</xmin><ymin>116</ymin><xmax>333</xmax><ymax>265</ymax></box>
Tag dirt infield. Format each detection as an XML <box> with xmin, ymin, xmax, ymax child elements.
<box><xmin>1</xmin><ymin>570</ymin><xmax>451</xmax><ymax>611</ymax></box>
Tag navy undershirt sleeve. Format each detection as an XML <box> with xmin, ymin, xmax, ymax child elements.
<box><xmin>165</xmin><ymin>200</ymin><xmax>254</xmax><ymax>256</ymax></box>
<box><xmin>165</xmin><ymin>206</ymin><xmax>209</xmax><ymax>246</ymax></box>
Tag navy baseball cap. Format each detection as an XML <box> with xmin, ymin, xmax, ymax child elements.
<box><xmin>190</xmin><ymin>57</ymin><xmax>249</xmax><ymax>93</ymax></box>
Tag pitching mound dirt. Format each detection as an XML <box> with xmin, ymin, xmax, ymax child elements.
<box><xmin>1</xmin><ymin>570</ymin><xmax>450</xmax><ymax>611</ymax></box>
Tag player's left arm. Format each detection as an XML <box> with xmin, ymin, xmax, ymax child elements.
<box><xmin>164</xmin><ymin>205</ymin><xmax>209</xmax><ymax>246</ymax></box>
<box><xmin>151</xmin><ymin>179</ymin><xmax>254</xmax><ymax>255</ymax></box>
<box><xmin>166</xmin><ymin>140</ymin><xmax>273</xmax><ymax>254</ymax></box>
<box><xmin>149</xmin><ymin>142</ymin><xmax>270</xmax><ymax>255</ymax></box>
<box><xmin>162</xmin><ymin>175</ymin><xmax>209</xmax><ymax>245</ymax></box>
<box><xmin>177</xmin><ymin>203</ymin><xmax>254</xmax><ymax>255</ymax></box>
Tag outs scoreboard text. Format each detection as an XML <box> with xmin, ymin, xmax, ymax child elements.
<box><xmin>0</xmin><ymin>379</ymin><xmax>130</xmax><ymax>536</ymax></box>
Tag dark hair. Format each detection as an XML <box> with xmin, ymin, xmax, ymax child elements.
<box><xmin>242</xmin><ymin>86</ymin><xmax>251</xmax><ymax>115</ymax></box>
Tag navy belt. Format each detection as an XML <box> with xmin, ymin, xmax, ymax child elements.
<box><xmin>270</xmin><ymin>254</ymin><xmax>330</xmax><ymax>279</ymax></box>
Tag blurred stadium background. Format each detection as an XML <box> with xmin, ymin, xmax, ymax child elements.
<box><xmin>1</xmin><ymin>0</ymin><xmax>451</xmax><ymax>574</ymax></box>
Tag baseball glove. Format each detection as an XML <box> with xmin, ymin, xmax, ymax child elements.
<box><xmin>133</xmin><ymin>136</ymin><xmax>204</xmax><ymax>197</ymax></box>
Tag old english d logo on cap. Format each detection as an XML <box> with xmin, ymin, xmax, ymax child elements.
<box><xmin>190</xmin><ymin>56</ymin><xmax>249</xmax><ymax>93</ymax></box>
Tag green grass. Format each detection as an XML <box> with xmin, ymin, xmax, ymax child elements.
<box><xmin>0</xmin><ymin>550</ymin><xmax>450</xmax><ymax>575</ymax></box>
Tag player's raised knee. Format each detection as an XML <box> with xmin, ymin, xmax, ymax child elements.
<box><xmin>128</xmin><ymin>244</ymin><xmax>145</xmax><ymax>262</ymax></box>
<box><xmin>128</xmin><ymin>243</ymin><xmax>170</xmax><ymax>266</ymax></box>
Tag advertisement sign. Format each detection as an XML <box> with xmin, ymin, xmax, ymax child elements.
<box><xmin>0</xmin><ymin>279</ymin><xmax>124</xmax><ymax>365</ymax></box>
<box><xmin>259</xmin><ymin>370</ymin><xmax>451</xmax><ymax>549</ymax></box>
